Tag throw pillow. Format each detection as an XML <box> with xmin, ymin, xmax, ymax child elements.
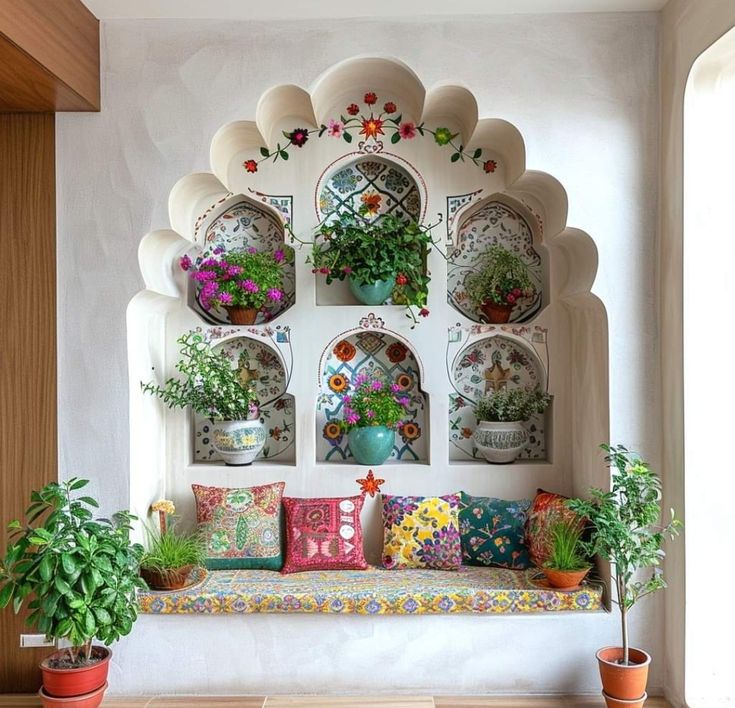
<box><xmin>281</xmin><ymin>494</ymin><xmax>368</xmax><ymax>574</ymax></box>
<box><xmin>525</xmin><ymin>488</ymin><xmax>583</xmax><ymax>567</ymax></box>
<box><xmin>381</xmin><ymin>494</ymin><xmax>462</xmax><ymax>570</ymax></box>
<box><xmin>458</xmin><ymin>492</ymin><xmax>531</xmax><ymax>569</ymax></box>
<box><xmin>192</xmin><ymin>481</ymin><xmax>284</xmax><ymax>570</ymax></box>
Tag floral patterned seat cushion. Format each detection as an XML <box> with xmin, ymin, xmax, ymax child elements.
<box><xmin>381</xmin><ymin>494</ymin><xmax>462</xmax><ymax>570</ymax></box>
<box><xmin>458</xmin><ymin>492</ymin><xmax>531</xmax><ymax>569</ymax></box>
<box><xmin>281</xmin><ymin>495</ymin><xmax>368</xmax><ymax>574</ymax></box>
<box><xmin>525</xmin><ymin>488</ymin><xmax>584</xmax><ymax>567</ymax></box>
<box><xmin>192</xmin><ymin>482</ymin><xmax>285</xmax><ymax>570</ymax></box>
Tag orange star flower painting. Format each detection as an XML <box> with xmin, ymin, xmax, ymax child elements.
<box><xmin>360</xmin><ymin>116</ymin><xmax>385</xmax><ymax>139</ymax></box>
<box><xmin>356</xmin><ymin>469</ymin><xmax>385</xmax><ymax>498</ymax></box>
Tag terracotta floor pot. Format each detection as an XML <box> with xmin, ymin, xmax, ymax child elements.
<box><xmin>40</xmin><ymin>647</ymin><xmax>111</xmax><ymax>698</ymax></box>
<box><xmin>224</xmin><ymin>305</ymin><xmax>258</xmax><ymax>325</ymax></box>
<box><xmin>602</xmin><ymin>690</ymin><xmax>648</xmax><ymax>708</ymax></box>
<box><xmin>39</xmin><ymin>682</ymin><xmax>108</xmax><ymax>708</ymax></box>
<box><xmin>597</xmin><ymin>646</ymin><xmax>651</xmax><ymax>700</ymax></box>
<box><xmin>140</xmin><ymin>564</ymin><xmax>194</xmax><ymax>591</ymax></box>
<box><xmin>542</xmin><ymin>566</ymin><xmax>591</xmax><ymax>590</ymax></box>
<box><xmin>480</xmin><ymin>299</ymin><xmax>514</xmax><ymax>323</ymax></box>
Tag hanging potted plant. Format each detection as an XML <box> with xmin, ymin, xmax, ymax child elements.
<box><xmin>305</xmin><ymin>207</ymin><xmax>433</xmax><ymax>324</ymax></box>
<box><xmin>0</xmin><ymin>479</ymin><xmax>144</xmax><ymax>707</ymax></box>
<box><xmin>180</xmin><ymin>246</ymin><xmax>287</xmax><ymax>325</ymax></box>
<box><xmin>139</xmin><ymin>500</ymin><xmax>205</xmax><ymax>591</ymax></box>
<box><xmin>472</xmin><ymin>386</ymin><xmax>551</xmax><ymax>463</ymax></box>
<box><xmin>465</xmin><ymin>245</ymin><xmax>536</xmax><ymax>324</ymax></box>
<box><xmin>568</xmin><ymin>444</ymin><xmax>682</xmax><ymax>708</ymax></box>
<box><xmin>541</xmin><ymin>517</ymin><xmax>592</xmax><ymax>590</ymax></box>
<box><xmin>337</xmin><ymin>371</ymin><xmax>410</xmax><ymax>465</ymax></box>
<box><xmin>141</xmin><ymin>332</ymin><xmax>265</xmax><ymax>466</ymax></box>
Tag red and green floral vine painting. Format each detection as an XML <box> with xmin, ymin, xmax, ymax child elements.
<box><xmin>242</xmin><ymin>92</ymin><xmax>498</xmax><ymax>175</ymax></box>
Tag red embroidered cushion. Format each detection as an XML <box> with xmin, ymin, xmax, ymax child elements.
<box><xmin>281</xmin><ymin>495</ymin><xmax>368</xmax><ymax>574</ymax></box>
<box><xmin>525</xmin><ymin>488</ymin><xmax>584</xmax><ymax>567</ymax></box>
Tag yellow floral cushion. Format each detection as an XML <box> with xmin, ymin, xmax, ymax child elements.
<box><xmin>381</xmin><ymin>494</ymin><xmax>462</xmax><ymax>570</ymax></box>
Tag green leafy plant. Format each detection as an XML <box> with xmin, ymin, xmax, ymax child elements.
<box><xmin>465</xmin><ymin>245</ymin><xmax>535</xmax><ymax>307</ymax></box>
<box><xmin>141</xmin><ymin>499</ymin><xmax>204</xmax><ymax>572</ymax></box>
<box><xmin>0</xmin><ymin>479</ymin><xmax>145</xmax><ymax>666</ymax></box>
<box><xmin>141</xmin><ymin>332</ymin><xmax>259</xmax><ymax>420</ymax></box>
<box><xmin>339</xmin><ymin>371</ymin><xmax>409</xmax><ymax>433</ymax></box>
<box><xmin>473</xmin><ymin>387</ymin><xmax>551</xmax><ymax>422</ymax></box>
<box><xmin>568</xmin><ymin>444</ymin><xmax>682</xmax><ymax>665</ymax></box>
<box><xmin>544</xmin><ymin>518</ymin><xmax>590</xmax><ymax>571</ymax></box>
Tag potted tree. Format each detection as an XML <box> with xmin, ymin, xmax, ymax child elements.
<box><xmin>568</xmin><ymin>444</ymin><xmax>682</xmax><ymax>707</ymax></box>
<box><xmin>541</xmin><ymin>517</ymin><xmax>592</xmax><ymax>590</ymax></box>
<box><xmin>0</xmin><ymin>479</ymin><xmax>144</xmax><ymax>707</ymax></box>
<box><xmin>142</xmin><ymin>332</ymin><xmax>265</xmax><ymax>466</ymax></box>
<box><xmin>139</xmin><ymin>500</ymin><xmax>205</xmax><ymax>591</ymax></box>
<box><xmin>338</xmin><ymin>371</ymin><xmax>410</xmax><ymax>465</ymax></box>
<box><xmin>180</xmin><ymin>246</ymin><xmax>287</xmax><ymax>325</ymax></box>
<box><xmin>472</xmin><ymin>386</ymin><xmax>551</xmax><ymax>463</ymax></box>
<box><xmin>307</xmin><ymin>208</ymin><xmax>433</xmax><ymax>323</ymax></box>
<box><xmin>465</xmin><ymin>245</ymin><xmax>536</xmax><ymax>324</ymax></box>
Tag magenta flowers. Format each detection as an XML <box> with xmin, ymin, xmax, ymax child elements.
<box><xmin>338</xmin><ymin>371</ymin><xmax>410</xmax><ymax>433</ymax></box>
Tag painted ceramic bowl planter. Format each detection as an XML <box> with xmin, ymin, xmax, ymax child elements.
<box><xmin>472</xmin><ymin>387</ymin><xmax>551</xmax><ymax>463</ymax></box>
<box><xmin>212</xmin><ymin>417</ymin><xmax>266</xmax><ymax>466</ymax></box>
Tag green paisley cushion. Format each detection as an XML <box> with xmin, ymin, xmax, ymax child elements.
<box><xmin>458</xmin><ymin>492</ymin><xmax>531</xmax><ymax>569</ymax></box>
<box><xmin>192</xmin><ymin>481</ymin><xmax>285</xmax><ymax>570</ymax></box>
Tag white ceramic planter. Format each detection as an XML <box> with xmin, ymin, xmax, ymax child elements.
<box><xmin>473</xmin><ymin>420</ymin><xmax>528</xmax><ymax>464</ymax></box>
<box><xmin>212</xmin><ymin>419</ymin><xmax>267</xmax><ymax>466</ymax></box>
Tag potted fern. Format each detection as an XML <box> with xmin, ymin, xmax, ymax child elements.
<box><xmin>465</xmin><ymin>245</ymin><xmax>535</xmax><ymax>323</ymax></box>
<box><xmin>141</xmin><ymin>332</ymin><xmax>265</xmax><ymax>466</ymax></box>
<box><xmin>0</xmin><ymin>479</ymin><xmax>144</xmax><ymax>707</ymax></box>
<box><xmin>568</xmin><ymin>444</ymin><xmax>681</xmax><ymax>707</ymax></box>
<box><xmin>472</xmin><ymin>386</ymin><xmax>551</xmax><ymax>463</ymax></box>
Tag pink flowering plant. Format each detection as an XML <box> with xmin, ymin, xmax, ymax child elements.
<box><xmin>180</xmin><ymin>247</ymin><xmax>286</xmax><ymax>313</ymax></box>
<box><xmin>339</xmin><ymin>371</ymin><xmax>410</xmax><ymax>433</ymax></box>
<box><xmin>464</xmin><ymin>245</ymin><xmax>535</xmax><ymax>308</ymax></box>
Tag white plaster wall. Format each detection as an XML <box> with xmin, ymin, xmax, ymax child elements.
<box><xmin>56</xmin><ymin>14</ymin><xmax>661</xmax><ymax>696</ymax></box>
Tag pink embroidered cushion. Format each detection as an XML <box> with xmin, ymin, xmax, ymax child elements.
<box><xmin>281</xmin><ymin>495</ymin><xmax>368</xmax><ymax>574</ymax></box>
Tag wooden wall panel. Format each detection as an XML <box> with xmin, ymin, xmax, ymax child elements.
<box><xmin>0</xmin><ymin>113</ymin><xmax>57</xmax><ymax>692</ymax></box>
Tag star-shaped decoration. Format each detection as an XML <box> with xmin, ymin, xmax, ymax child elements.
<box><xmin>356</xmin><ymin>469</ymin><xmax>385</xmax><ymax>498</ymax></box>
<box><xmin>484</xmin><ymin>361</ymin><xmax>511</xmax><ymax>392</ymax></box>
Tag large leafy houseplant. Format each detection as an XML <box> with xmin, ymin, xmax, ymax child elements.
<box><xmin>0</xmin><ymin>479</ymin><xmax>145</xmax><ymax>667</ymax></box>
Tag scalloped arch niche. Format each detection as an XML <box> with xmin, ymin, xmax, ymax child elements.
<box><xmin>128</xmin><ymin>55</ymin><xmax>609</xmax><ymax>539</ymax></box>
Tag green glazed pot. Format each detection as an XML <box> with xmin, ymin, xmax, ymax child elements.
<box><xmin>348</xmin><ymin>276</ymin><xmax>396</xmax><ymax>305</ymax></box>
<box><xmin>348</xmin><ymin>425</ymin><xmax>395</xmax><ymax>465</ymax></box>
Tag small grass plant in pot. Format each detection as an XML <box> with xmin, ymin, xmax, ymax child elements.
<box><xmin>568</xmin><ymin>444</ymin><xmax>682</xmax><ymax>706</ymax></box>
<box><xmin>541</xmin><ymin>517</ymin><xmax>592</xmax><ymax>590</ymax></box>
<box><xmin>141</xmin><ymin>332</ymin><xmax>265</xmax><ymax>465</ymax></box>
<box><xmin>304</xmin><ymin>206</ymin><xmax>433</xmax><ymax>325</ymax></box>
<box><xmin>139</xmin><ymin>500</ymin><xmax>205</xmax><ymax>591</ymax></box>
<box><xmin>465</xmin><ymin>245</ymin><xmax>536</xmax><ymax>324</ymax></box>
<box><xmin>180</xmin><ymin>246</ymin><xmax>287</xmax><ymax>325</ymax></box>
<box><xmin>0</xmin><ymin>479</ymin><xmax>144</xmax><ymax>707</ymax></box>
<box><xmin>472</xmin><ymin>386</ymin><xmax>551</xmax><ymax>463</ymax></box>
<box><xmin>338</xmin><ymin>370</ymin><xmax>411</xmax><ymax>465</ymax></box>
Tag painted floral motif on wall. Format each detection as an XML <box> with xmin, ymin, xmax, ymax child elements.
<box><xmin>317</xmin><ymin>331</ymin><xmax>427</xmax><ymax>463</ymax></box>
<box><xmin>449</xmin><ymin>335</ymin><xmax>546</xmax><ymax>461</ymax></box>
<box><xmin>192</xmin><ymin>200</ymin><xmax>295</xmax><ymax>324</ymax></box>
<box><xmin>448</xmin><ymin>202</ymin><xmax>543</xmax><ymax>323</ymax></box>
<box><xmin>194</xmin><ymin>336</ymin><xmax>294</xmax><ymax>462</ymax></box>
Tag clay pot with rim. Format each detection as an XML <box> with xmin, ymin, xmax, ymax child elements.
<box><xmin>542</xmin><ymin>566</ymin><xmax>591</xmax><ymax>590</ymax></box>
<box><xmin>224</xmin><ymin>305</ymin><xmax>258</xmax><ymax>325</ymax></box>
<box><xmin>40</xmin><ymin>646</ymin><xmax>111</xmax><ymax>698</ymax></box>
<box><xmin>139</xmin><ymin>564</ymin><xmax>194</xmax><ymax>591</ymax></box>
<box><xmin>39</xmin><ymin>682</ymin><xmax>108</xmax><ymax>708</ymax></box>
<box><xmin>602</xmin><ymin>690</ymin><xmax>648</xmax><ymax>708</ymax></box>
<box><xmin>480</xmin><ymin>299</ymin><xmax>514</xmax><ymax>324</ymax></box>
<box><xmin>597</xmin><ymin>646</ymin><xmax>651</xmax><ymax>701</ymax></box>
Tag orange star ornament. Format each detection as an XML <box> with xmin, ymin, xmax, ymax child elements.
<box><xmin>356</xmin><ymin>469</ymin><xmax>385</xmax><ymax>498</ymax></box>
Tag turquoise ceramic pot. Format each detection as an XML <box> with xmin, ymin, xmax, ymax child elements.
<box><xmin>348</xmin><ymin>426</ymin><xmax>395</xmax><ymax>465</ymax></box>
<box><xmin>348</xmin><ymin>276</ymin><xmax>396</xmax><ymax>305</ymax></box>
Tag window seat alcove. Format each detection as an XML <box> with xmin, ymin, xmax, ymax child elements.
<box><xmin>137</xmin><ymin>566</ymin><xmax>603</xmax><ymax>615</ymax></box>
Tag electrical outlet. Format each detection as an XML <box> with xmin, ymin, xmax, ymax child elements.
<box><xmin>19</xmin><ymin>633</ymin><xmax>54</xmax><ymax>648</ymax></box>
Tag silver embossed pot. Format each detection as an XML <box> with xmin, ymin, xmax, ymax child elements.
<box><xmin>473</xmin><ymin>420</ymin><xmax>528</xmax><ymax>464</ymax></box>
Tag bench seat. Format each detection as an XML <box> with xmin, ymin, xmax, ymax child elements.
<box><xmin>137</xmin><ymin>565</ymin><xmax>603</xmax><ymax>615</ymax></box>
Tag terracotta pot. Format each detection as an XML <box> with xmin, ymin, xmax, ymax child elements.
<box><xmin>40</xmin><ymin>647</ymin><xmax>111</xmax><ymax>698</ymax></box>
<box><xmin>597</xmin><ymin>646</ymin><xmax>651</xmax><ymax>700</ymax></box>
<box><xmin>39</xmin><ymin>682</ymin><xmax>108</xmax><ymax>708</ymax></box>
<box><xmin>602</xmin><ymin>690</ymin><xmax>648</xmax><ymax>708</ymax></box>
<box><xmin>224</xmin><ymin>305</ymin><xmax>258</xmax><ymax>325</ymax></box>
<box><xmin>140</xmin><ymin>564</ymin><xmax>194</xmax><ymax>591</ymax></box>
<box><xmin>480</xmin><ymin>299</ymin><xmax>514</xmax><ymax>324</ymax></box>
<box><xmin>542</xmin><ymin>566</ymin><xmax>591</xmax><ymax>590</ymax></box>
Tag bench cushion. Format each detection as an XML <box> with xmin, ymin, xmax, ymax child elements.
<box><xmin>137</xmin><ymin>565</ymin><xmax>603</xmax><ymax>615</ymax></box>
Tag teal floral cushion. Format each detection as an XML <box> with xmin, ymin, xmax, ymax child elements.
<box><xmin>458</xmin><ymin>492</ymin><xmax>531</xmax><ymax>569</ymax></box>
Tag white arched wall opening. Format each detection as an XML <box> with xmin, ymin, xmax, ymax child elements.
<box><xmin>683</xmin><ymin>26</ymin><xmax>735</xmax><ymax>707</ymax></box>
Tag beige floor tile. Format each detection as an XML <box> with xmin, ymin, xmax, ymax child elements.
<box><xmin>264</xmin><ymin>698</ymin><xmax>434</xmax><ymax>708</ymax></box>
